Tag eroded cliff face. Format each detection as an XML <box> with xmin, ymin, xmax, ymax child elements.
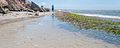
<box><xmin>0</xmin><ymin>0</ymin><xmax>49</xmax><ymax>13</ymax></box>
<box><xmin>0</xmin><ymin>0</ymin><xmax>9</xmax><ymax>13</ymax></box>
<box><xmin>0</xmin><ymin>0</ymin><xmax>26</xmax><ymax>11</ymax></box>
<box><xmin>26</xmin><ymin>1</ymin><xmax>50</xmax><ymax>12</ymax></box>
<box><xmin>0</xmin><ymin>0</ymin><xmax>8</xmax><ymax>6</ymax></box>
<box><xmin>6</xmin><ymin>0</ymin><xmax>26</xmax><ymax>11</ymax></box>
<box><xmin>26</xmin><ymin>1</ymin><xmax>43</xmax><ymax>12</ymax></box>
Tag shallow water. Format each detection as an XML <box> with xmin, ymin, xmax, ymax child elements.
<box><xmin>0</xmin><ymin>15</ymin><xmax>120</xmax><ymax>48</ymax></box>
<box><xmin>63</xmin><ymin>10</ymin><xmax>120</xmax><ymax>17</ymax></box>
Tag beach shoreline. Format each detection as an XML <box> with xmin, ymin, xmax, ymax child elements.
<box><xmin>0</xmin><ymin>13</ymin><xmax>120</xmax><ymax>48</ymax></box>
<box><xmin>0</xmin><ymin>11</ymin><xmax>53</xmax><ymax>26</ymax></box>
<box><xmin>0</xmin><ymin>11</ymin><xmax>119</xmax><ymax>48</ymax></box>
<box><xmin>77</xmin><ymin>13</ymin><xmax>120</xmax><ymax>19</ymax></box>
<box><xmin>54</xmin><ymin>11</ymin><xmax>120</xmax><ymax>35</ymax></box>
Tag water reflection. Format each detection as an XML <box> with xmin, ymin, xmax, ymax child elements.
<box><xmin>39</xmin><ymin>15</ymin><xmax>120</xmax><ymax>45</ymax></box>
<box><xmin>52</xmin><ymin>15</ymin><xmax>120</xmax><ymax>45</ymax></box>
<box><xmin>0</xmin><ymin>15</ymin><xmax>119</xmax><ymax>47</ymax></box>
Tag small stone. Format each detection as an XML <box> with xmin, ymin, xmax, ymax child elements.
<box><xmin>35</xmin><ymin>14</ymin><xmax>39</xmax><ymax>16</ymax></box>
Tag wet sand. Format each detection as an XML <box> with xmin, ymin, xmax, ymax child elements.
<box><xmin>0</xmin><ymin>14</ymin><xmax>119</xmax><ymax>48</ymax></box>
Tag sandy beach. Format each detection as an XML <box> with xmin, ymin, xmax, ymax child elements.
<box><xmin>0</xmin><ymin>0</ymin><xmax>119</xmax><ymax>48</ymax></box>
<box><xmin>0</xmin><ymin>13</ymin><xmax>120</xmax><ymax>48</ymax></box>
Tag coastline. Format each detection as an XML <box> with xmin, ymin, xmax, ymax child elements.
<box><xmin>0</xmin><ymin>11</ymin><xmax>119</xmax><ymax>48</ymax></box>
<box><xmin>0</xmin><ymin>14</ymin><xmax>120</xmax><ymax>48</ymax></box>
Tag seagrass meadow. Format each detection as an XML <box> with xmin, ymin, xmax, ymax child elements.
<box><xmin>54</xmin><ymin>11</ymin><xmax>120</xmax><ymax>35</ymax></box>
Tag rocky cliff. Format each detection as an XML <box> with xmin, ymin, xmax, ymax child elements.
<box><xmin>0</xmin><ymin>0</ymin><xmax>49</xmax><ymax>13</ymax></box>
<box><xmin>6</xmin><ymin>0</ymin><xmax>26</xmax><ymax>11</ymax></box>
<box><xmin>0</xmin><ymin>0</ymin><xmax>8</xmax><ymax>6</ymax></box>
<box><xmin>26</xmin><ymin>1</ymin><xmax>43</xmax><ymax>12</ymax></box>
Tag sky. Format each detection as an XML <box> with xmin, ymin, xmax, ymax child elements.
<box><xmin>28</xmin><ymin>0</ymin><xmax>120</xmax><ymax>10</ymax></box>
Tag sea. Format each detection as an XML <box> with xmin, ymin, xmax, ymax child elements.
<box><xmin>61</xmin><ymin>9</ymin><xmax>120</xmax><ymax>21</ymax></box>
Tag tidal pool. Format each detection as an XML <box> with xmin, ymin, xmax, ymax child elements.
<box><xmin>0</xmin><ymin>15</ymin><xmax>120</xmax><ymax>48</ymax></box>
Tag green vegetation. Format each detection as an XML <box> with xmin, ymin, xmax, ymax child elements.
<box><xmin>60</xmin><ymin>13</ymin><xmax>120</xmax><ymax>35</ymax></box>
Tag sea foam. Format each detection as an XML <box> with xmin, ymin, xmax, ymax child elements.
<box><xmin>77</xmin><ymin>13</ymin><xmax>120</xmax><ymax>19</ymax></box>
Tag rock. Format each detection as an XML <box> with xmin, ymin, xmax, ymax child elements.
<box><xmin>0</xmin><ymin>0</ymin><xmax>9</xmax><ymax>14</ymax></box>
<box><xmin>44</xmin><ymin>8</ymin><xmax>50</xmax><ymax>12</ymax></box>
<box><xmin>0</xmin><ymin>0</ymin><xmax>8</xmax><ymax>6</ymax></box>
<box><xmin>35</xmin><ymin>13</ymin><xmax>39</xmax><ymax>16</ymax></box>
<box><xmin>26</xmin><ymin>1</ymin><xmax>50</xmax><ymax>12</ymax></box>
<box><xmin>27</xmin><ymin>9</ymin><xmax>34</xmax><ymax>12</ymax></box>
<box><xmin>6</xmin><ymin>0</ymin><xmax>26</xmax><ymax>11</ymax></box>
<box><xmin>0</xmin><ymin>0</ymin><xmax>50</xmax><ymax>14</ymax></box>
<box><xmin>26</xmin><ymin>1</ymin><xmax>43</xmax><ymax>12</ymax></box>
<box><xmin>0</xmin><ymin>0</ymin><xmax>26</xmax><ymax>13</ymax></box>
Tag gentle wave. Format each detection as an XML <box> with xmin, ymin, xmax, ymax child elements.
<box><xmin>76</xmin><ymin>13</ymin><xmax>120</xmax><ymax>19</ymax></box>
